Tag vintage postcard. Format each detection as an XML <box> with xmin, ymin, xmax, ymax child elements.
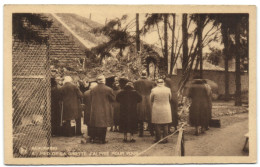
<box><xmin>4</xmin><ymin>5</ymin><xmax>256</xmax><ymax>164</ymax></box>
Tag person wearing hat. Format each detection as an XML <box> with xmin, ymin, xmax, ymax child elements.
<box><xmin>150</xmin><ymin>79</ymin><xmax>172</xmax><ymax>143</ymax></box>
<box><xmin>116</xmin><ymin>82</ymin><xmax>142</xmax><ymax>142</ymax></box>
<box><xmin>201</xmin><ymin>79</ymin><xmax>212</xmax><ymax>130</ymax></box>
<box><xmin>163</xmin><ymin>75</ymin><xmax>179</xmax><ymax>133</ymax></box>
<box><xmin>89</xmin><ymin>75</ymin><xmax>115</xmax><ymax>144</ymax></box>
<box><xmin>50</xmin><ymin>77</ymin><xmax>61</xmax><ymax>136</ymax></box>
<box><xmin>82</xmin><ymin>82</ymin><xmax>97</xmax><ymax>143</ymax></box>
<box><xmin>59</xmin><ymin>76</ymin><xmax>83</xmax><ymax>136</ymax></box>
<box><xmin>111</xmin><ymin>82</ymin><xmax>121</xmax><ymax>132</ymax></box>
<box><xmin>55</xmin><ymin>76</ymin><xmax>64</xmax><ymax>88</ymax></box>
<box><xmin>187</xmin><ymin>76</ymin><xmax>209</xmax><ymax>135</ymax></box>
<box><xmin>134</xmin><ymin>70</ymin><xmax>156</xmax><ymax>137</ymax></box>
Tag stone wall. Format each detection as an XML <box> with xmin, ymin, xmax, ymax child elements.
<box><xmin>171</xmin><ymin>69</ymin><xmax>249</xmax><ymax>96</ymax></box>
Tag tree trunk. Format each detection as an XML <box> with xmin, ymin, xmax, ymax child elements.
<box><xmin>170</xmin><ymin>14</ymin><xmax>176</xmax><ymax>75</ymax></box>
<box><xmin>235</xmin><ymin>22</ymin><xmax>242</xmax><ymax>106</ymax></box>
<box><xmin>182</xmin><ymin>14</ymin><xmax>188</xmax><ymax>75</ymax></box>
<box><xmin>197</xmin><ymin>16</ymin><xmax>203</xmax><ymax>78</ymax></box>
<box><xmin>221</xmin><ymin>25</ymin><xmax>230</xmax><ymax>101</ymax></box>
<box><xmin>136</xmin><ymin>13</ymin><xmax>140</xmax><ymax>52</ymax></box>
<box><xmin>164</xmin><ymin>14</ymin><xmax>168</xmax><ymax>74</ymax></box>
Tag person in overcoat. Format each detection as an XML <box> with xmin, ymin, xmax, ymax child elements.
<box><xmin>187</xmin><ymin>78</ymin><xmax>209</xmax><ymax>135</ymax></box>
<box><xmin>83</xmin><ymin>82</ymin><xmax>97</xmax><ymax>143</ymax></box>
<box><xmin>50</xmin><ymin>78</ymin><xmax>61</xmax><ymax>136</ymax></box>
<box><xmin>59</xmin><ymin>76</ymin><xmax>83</xmax><ymax>136</ymax></box>
<box><xmin>111</xmin><ymin>82</ymin><xmax>121</xmax><ymax>132</ymax></box>
<box><xmin>134</xmin><ymin>71</ymin><xmax>156</xmax><ymax>137</ymax></box>
<box><xmin>151</xmin><ymin>79</ymin><xmax>172</xmax><ymax>143</ymax></box>
<box><xmin>202</xmin><ymin>79</ymin><xmax>212</xmax><ymax>130</ymax></box>
<box><xmin>116</xmin><ymin>82</ymin><xmax>142</xmax><ymax>142</ymax></box>
<box><xmin>89</xmin><ymin>75</ymin><xmax>115</xmax><ymax>144</ymax></box>
<box><xmin>164</xmin><ymin>75</ymin><xmax>179</xmax><ymax>132</ymax></box>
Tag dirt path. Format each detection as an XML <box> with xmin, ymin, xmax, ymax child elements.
<box><xmin>185</xmin><ymin>114</ymin><xmax>248</xmax><ymax>156</ymax></box>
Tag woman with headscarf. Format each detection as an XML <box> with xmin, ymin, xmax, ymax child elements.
<box><xmin>116</xmin><ymin>82</ymin><xmax>142</xmax><ymax>142</ymax></box>
<box><xmin>150</xmin><ymin>79</ymin><xmax>172</xmax><ymax>143</ymax></box>
<box><xmin>59</xmin><ymin>76</ymin><xmax>83</xmax><ymax>136</ymax></box>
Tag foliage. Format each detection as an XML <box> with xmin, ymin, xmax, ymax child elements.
<box><xmin>209</xmin><ymin>14</ymin><xmax>248</xmax><ymax>70</ymax></box>
<box><xmin>206</xmin><ymin>47</ymin><xmax>223</xmax><ymax>65</ymax></box>
<box><xmin>143</xmin><ymin>14</ymin><xmax>163</xmax><ymax>34</ymax></box>
<box><xmin>142</xmin><ymin>13</ymin><xmax>171</xmax><ymax>75</ymax></box>
<box><xmin>13</xmin><ymin>13</ymin><xmax>52</xmax><ymax>44</ymax></box>
<box><xmin>91</xmin><ymin>15</ymin><xmax>133</xmax><ymax>62</ymax></box>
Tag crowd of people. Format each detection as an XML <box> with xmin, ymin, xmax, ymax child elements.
<box><xmin>50</xmin><ymin>71</ymin><xmax>213</xmax><ymax>144</ymax></box>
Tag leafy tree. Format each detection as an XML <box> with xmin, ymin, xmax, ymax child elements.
<box><xmin>13</xmin><ymin>13</ymin><xmax>52</xmax><ymax>44</ymax></box>
<box><xmin>136</xmin><ymin>13</ymin><xmax>140</xmax><ymax>52</ymax></box>
<box><xmin>210</xmin><ymin>14</ymin><xmax>248</xmax><ymax>105</ymax></box>
<box><xmin>178</xmin><ymin>14</ymin><xmax>221</xmax><ymax>95</ymax></box>
<box><xmin>169</xmin><ymin>14</ymin><xmax>176</xmax><ymax>75</ymax></box>
<box><xmin>191</xmin><ymin>14</ymin><xmax>208</xmax><ymax>78</ymax></box>
<box><xmin>91</xmin><ymin>15</ymin><xmax>133</xmax><ymax>63</ymax></box>
<box><xmin>163</xmin><ymin>14</ymin><xmax>169</xmax><ymax>71</ymax></box>
<box><xmin>234</xmin><ymin>14</ymin><xmax>248</xmax><ymax>106</ymax></box>
<box><xmin>143</xmin><ymin>14</ymin><xmax>167</xmax><ymax>74</ymax></box>
<box><xmin>206</xmin><ymin>47</ymin><xmax>222</xmax><ymax>65</ymax></box>
<box><xmin>210</xmin><ymin>14</ymin><xmax>234</xmax><ymax>100</ymax></box>
<box><xmin>143</xmin><ymin>13</ymin><xmax>179</xmax><ymax>75</ymax></box>
<box><xmin>182</xmin><ymin>14</ymin><xmax>189</xmax><ymax>75</ymax></box>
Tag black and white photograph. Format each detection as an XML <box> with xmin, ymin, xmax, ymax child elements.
<box><xmin>4</xmin><ymin>5</ymin><xmax>256</xmax><ymax>164</ymax></box>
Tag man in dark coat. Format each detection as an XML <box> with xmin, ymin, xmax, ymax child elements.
<box><xmin>202</xmin><ymin>79</ymin><xmax>213</xmax><ymax>130</ymax></box>
<box><xmin>187</xmin><ymin>78</ymin><xmax>209</xmax><ymax>135</ymax></box>
<box><xmin>50</xmin><ymin>78</ymin><xmax>61</xmax><ymax>136</ymax></box>
<box><xmin>111</xmin><ymin>82</ymin><xmax>121</xmax><ymax>132</ymax></box>
<box><xmin>116</xmin><ymin>82</ymin><xmax>142</xmax><ymax>142</ymax></box>
<box><xmin>89</xmin><ymin>75</ymin><xmax>115</xmax><ymax>144</ymax></box>
<box><xmin>164</xmin><ymin>75</ymin><xmax>179</xmax><ymax>132</ymax></box>
<box><xmin>76</xmin><ymin>79</ymin><xmax>89</xmax><ymax>136</ymax></box>
<box><xmin>83</xmin><ymin>82</ymin><xmax>97</xmax><ymax>143</ymax></box>
<box><xmin>60</xmin><ymin>76</ymin><xmax>83</xmax><ymax>136</ymax></box>
<box><xmin>134</xmin><ymin>71</ymin><xmax>156</xmax><ymax>137</ymax></box>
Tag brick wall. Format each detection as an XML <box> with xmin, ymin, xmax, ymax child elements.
<box><xmin>47</xmin><ymin>14</ymin><xmax>87</xmax><ymax>72</ymax></box>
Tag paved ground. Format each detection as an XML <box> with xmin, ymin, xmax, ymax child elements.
<box><xmin>47</xmin><ymin>101</ymin><xmax>249</xmax><ymax>157</ymax></box>
<box><xmin>185</xmin><ymin>113</ymin><xmax>249</xmax><ymax>156</ymax></box>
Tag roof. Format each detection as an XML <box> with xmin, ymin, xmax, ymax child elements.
<box><xmin>55</xmin><ymin>13</ymin><xmax>108</xmax><ymax>49</ymax></box>
<box><xmin>47</xmin><ymin>13</ymin><xmax>232</xmax><ymax>75</ymax></box>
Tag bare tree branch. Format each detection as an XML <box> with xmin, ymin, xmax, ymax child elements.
<box><xmin>174</xmin><ymin>26</ymin><xmax>181</xmax><ymax>54</ymax></box>
<box><xmin>156</xmin><ymin>22</ymin><xmax>164</xmax><ymax>56</ymax></box>
<box><xmin>202</xmin><ymin>24</ymin><xmax>219</xmax><ymax>41</ymax></box>
<box><xmin>203</xmin><ymin>17</ymin><xmax>211</xmax><ymax>28</ymax></box>
<box><xmin>187</xmin><ymin>16</ymin><xmax>192</xmax><ymax>29</ymax></box>
<box><xmin>188</xmin><ymin>32</ymin><xmax>198</xmax><ymax>57</ymax></box>
<box><xmin>202</xmin><ymin>27</ymin><xmax>221</xmax><ymax>44</ymax></box>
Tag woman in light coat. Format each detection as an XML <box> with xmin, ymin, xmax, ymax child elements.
<box><xmin>150</xmin><ymin>79</ymin><xmax>172</xmax><ymax>143</ymax></box>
